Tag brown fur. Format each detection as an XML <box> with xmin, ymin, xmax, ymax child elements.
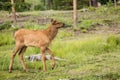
<box><xmin>9</xmin><ymin>19</ymin><xmax>64</xmax><ymax>72</ymax></box>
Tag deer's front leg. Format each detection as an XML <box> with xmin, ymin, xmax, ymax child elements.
<box><xmin>9</xmin><ymin>44</ymin><xmax>22</xmax><ymax>73</ymax></box>
<box><xmin>46</xmin><ymin>48</ymin><xmax>55</xmax><ymax>70</ymax></box>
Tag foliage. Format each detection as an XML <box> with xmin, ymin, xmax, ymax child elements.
<box><xmin>0</xmin><ymin>0</ymin><xmax>119</xmax><ymax>11</ymax></box>
<box><xmin>107</xmin><ymin>35</ymin><xmax>120</xmax><ymax>46</ymax></box>
<box><xmin>49</xmin><ymin>0</ymin><xmax>89</xmax><ymax>10</ymax></box>
<box><xmin>0</xmin><ymin>31</ymin><xmax>14</xmax><ymax>46</ymax></box>
<box><xmin>0</xmin><ymin>21</ymin><xmax>11</xmax><ymax>30</ymax></box>
<box><xmin>0</xmin><ymin>2</ymin><xmax>31</xmax><ymax>12</ymax></box>
<box><xmin>34</xmin><ymin>4</ymin><xmax>45</xmax><ymax>11</ymax></box>
<box><xmin>98</xmin><ymin>0</ymin><xmax>109</xmax><ymax>4</ymax></box>
<box><xmin>0</xmin><ymin>2</ymin><xmax>11</xmax><ymax>11</ymax></box>
<box><xmin>0</xmin><ymin>0</ymin><xmax>24</xmax><ymax>2</ymax></box>
<box><xmin>0</xmin><ymin>0</ymin><xmax>10</xmax><ymax>2</ymax></box>
<box><xmin>15</xmin><ymin>2</ymin><xmax>31</xmax><ymax>12</ymax></box>
<box><xmin>78</xmin><ymin>19</ymin><xmax>102</xmax><ymax>30</ymax></box>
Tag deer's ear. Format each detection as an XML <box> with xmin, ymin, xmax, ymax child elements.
<box><xmin>51</xmin><ymin>20</ymin><xmax>57</xmax><ymax>25</ymax></box>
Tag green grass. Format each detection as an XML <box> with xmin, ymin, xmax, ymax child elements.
<box><xmin>24</xmin><ymin>22</ymin><xmax>48</xmax><ymax>30</ymax></box>
<box><xmin>0</xmin><ymin>31</ymin><xmax>14</xmax><ymax>46</ymax></box>
<box><xmin>0</xmin><ymin>32</ymin><xmax>120</xmax><ymax>80</ymax></box>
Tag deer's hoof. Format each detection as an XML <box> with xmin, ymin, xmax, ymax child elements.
<box><xmin>51</xmin><ymin>66</ymin><xmax>55</xmax><ymax>70</ymax></box>
<box><xmin>51</xmin><ymin>65</ymin><xmax>55</xmax><ymax>70</ymax></box>
<box><xmin>52</xmin><ymin>67</ymin><xmax>54</xmax><ymax>70</ymax></box>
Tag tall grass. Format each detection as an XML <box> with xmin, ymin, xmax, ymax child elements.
<box><xmin>52</xmin><ymin>35</ymin><xmax>120</xmax><ymax>57</ymax></box>
<box><xmin>78</xmin><ymin>19</ymin><xmax>103</xmax><ymax>30</ymax></box>
<box><xmin>1</xmin><ymin>34</ymin><xmax>120</xmax><ymax>70</ymax></box>
<box><xmin>0</xmin><ymin>34</ymin><xmax>120</xmax><ymax>80</ymax></box>
<box><xmin>0</xmin><ymin>31</ymin><xmax>14</xmax><ymax>46</ymax></box>
<box><xmin>0</xmin><ymin>27</ymin><xmax>120</xmax><ymax>71</ymax></box>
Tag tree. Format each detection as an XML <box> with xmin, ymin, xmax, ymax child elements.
<box><xmin>73</xmin><ymin>0</ymin><xmax>78</xmax><ymax>29</ymax></box>
<box><xmin>114</xmin><ymin>0</ymin><xmax>117</xmax><ymax>7</ymax></box>
<box><xmin>90</xmin><ymin>0</ymin><xmax>98</xmax><ymax>7</ymax></box>
<box><xmin>89</xmin><ymin>0</ymin><xmax>92</xmax><ymax>7</ymax></box>
<box><xmin>11</xmin><ymin>0</ymin><xmax>17</xmax><ymax>23</ymax></box>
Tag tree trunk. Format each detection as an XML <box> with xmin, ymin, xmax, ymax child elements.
<box><xmin>50</xmin><ymin>0</ymin><xmax>53</xmax><ymax>9</ymax></box>
<box><xmin>114</xmin><ymin>0</ymin><xmax>117</xmax><ymax>7</ymax></box>
<box><xmin>73</xmin><ymin>0</ymin><xmax>78</xmax><ymax>29</ymax></box>
<box><xmin>89</xmin><ymin>0</ymin><xmax>92</xmax><ymax>7</ymax></box>
<box><xmin>22</xmin><ymin>0</ymin><xmax>25</xmax><ymax>2</ymax></box>
<box><xmin>43</xmin><ymin>0</ymin><xmax>45</xmax><ymax>6</ymax></box>
<box><xmin>11</xmin><ymin>0</ymin><xmax>17</xmax><ymax>23</ymax></box>
<box><xmin>32</xmin><ymin>0</ymin><xmax>35</xmax><ymax>10</ymax></box>
<box><xmin>91</xmin><ymin>0</ymin><xmax>98</xmax><ymax>7</ymax></box>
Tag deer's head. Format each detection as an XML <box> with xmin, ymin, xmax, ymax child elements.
<box><xmin>51</xmin><ymin>19</ymin><xmax>65</xmax><ymax>29</ymax></box>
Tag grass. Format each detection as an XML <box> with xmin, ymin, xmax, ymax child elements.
<box><xmin>1</xmin><ymin>6</ymin><xmax>120</xmax><ymax>31</ymax></box>
<box><xmin>0</xmin><ymin>32</ymin><xmax>120</xmax><ymax>80</ymax></box>
<box><xmin>0</xmin><ymin>31</ymin><xmax>14</xmax><ymax>46</ymax></box>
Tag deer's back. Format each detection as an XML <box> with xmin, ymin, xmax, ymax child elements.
<box><xmin>14</xmin><ymin>29</ymin><xmax>50</xmax><ymax>47</ymax></box>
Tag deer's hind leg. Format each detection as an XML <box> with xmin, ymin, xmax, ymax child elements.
<box><xmin>41</xmin><ymin>47</ymin><xmax>47</xmax><ymax>71</ymax></box>
<box><xmin>18</xmin><ymin>46</ymin><xmax>28</xmax><ymax>72</ymax></box>
<box><xmin>9</xmin><ymin>43</ymin><xmax>23</xmax><ymax>73</ymax></box>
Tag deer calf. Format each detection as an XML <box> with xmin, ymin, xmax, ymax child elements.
<box><xmin>9</xmin><ymin>19</ymin><xmax>65</xmax><ymax>73</ymax></box>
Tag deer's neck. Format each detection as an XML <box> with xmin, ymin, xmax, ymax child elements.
<box><xmin>45</xmin><ymin>25</ymin><xmax>58</xmax><ymax>41</ymax></box>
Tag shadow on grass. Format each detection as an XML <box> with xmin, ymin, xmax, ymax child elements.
<box><xmin>80</xmin><ymin>73</ymin><xmax>120</xmax><ymax>80</ymax></box>
<box><xmin>100</xmin><ymin>73</ymin><xmax>120</xmax><ymax>80</ymax></box>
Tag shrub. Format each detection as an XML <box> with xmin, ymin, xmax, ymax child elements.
<box><xmin>0</xmin><ymin>2</ymin><xmax>11</xmax><ymax>11</ymax></box>
<box><xmin>107</xmin><ymin>1</ymin><xmax>114</xmax><ymax>7</ymax></box>
<box><xmin>81</xmin><ymin>29</ymin><xmax>88</xmax><ymax>33</ymax></box>
<box><xmin>107</xmin><ymin>6</ymin><xmax>120</xmax><ymax>14</ymax></box>
<box><xmin>0</xmin><ymin>21</ymin><xmax>11</xmax><ymax>30</ymax></box>
<box><xmin>88</xmin><ymin>7</ymin><xmax>96</xmax><ymax>11</ymax></box>
<box><xmin>107</xmin><ymin>35</ymin><xmax>120</xmax><ymax>46</ymax></box>
<box><xmin>95</xmin><ymin>6</ymin><xmax>108</xmax><ymax>13</ymax></box>
<box><xmin>0</xmin><ymin>2</ymin><xmax>2</xmax><ymax>10</ymax></box>
<box><xmin>34</xmin><ymin>4</ymin><xmax>45</xmax><ymax>11</ymax></box>
<box><xmin>78</xmin><ymin>20</ymin><xmax>102</xmax><ymax>30</ymax></box>
<box><xmin>0</xmin><ymin>2</ymin><xmax>31</xmax><ymax>12</ymax></box>
<box><xmin>15</xmin><ymin>2</ymin><xmax>31</xmax><ymax>12</ymax></box>
<box><xmin>3</xmin><ymin>2</ymin><xmax>11</xmax><ymax>11</ymax></box>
